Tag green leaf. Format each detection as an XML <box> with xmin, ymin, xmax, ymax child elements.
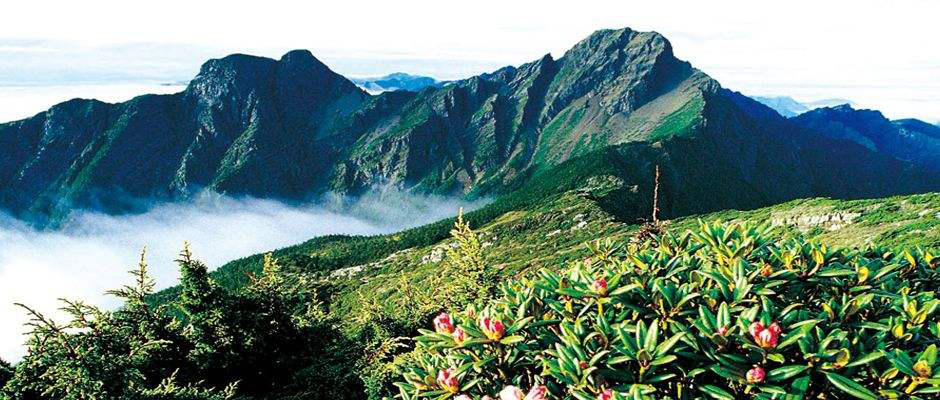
<box><xmin>790</xmin><ymin>376</ymin><xmax>811</xmax><ymax>398</ymax></box>
<box><xmin>845</xmin><ymin>351</ymin><xmax>884</xmax><ymax>368</ymax></box>
<box><xmin>919</xmin><ymin>344</ymin><xmax>937</xmax><ymax>366</ymax></box>
<box><xmin>499</xmin><ymin>335</ymin><xmax>525</xmax><ymax>345</ymax></box>
<box><xmin>768</xmin><ymin>365</ymin><xmax>809</xmax><ymax>381</ymax></box>
<box><xmin>700</xmin><ymin>385</ymin><xmax>735</xmax><ymax>400</ymax></box>
<box><xmin>718</xmin><ymin>302</ymin><xmax>731</xmax><ymax>328</ymax></box>
<box><xmin>645</xmin><ymin>322</ymin><xmax>659</xmax><ymax>352</ymax></box>
<box><xmin>824</xmin><ymin>372</ymin><xmax>877</xmax><ymax>400</ymax></box>
<box><xmin>650</xmin><ymin>355</ymin><xmax>677</xmax><ymax>366</ymax></box>
<box><xmin>699</xmin><ymin>305</ymin><xmax>717</xmax><ymax>331</ymax></box>
<box><xmin>655</xmin><ymin>332</ymin><xmax>686</xmax><ymax>356</ymax></box>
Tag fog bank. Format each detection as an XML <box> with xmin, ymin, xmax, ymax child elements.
<box><xmin>0</xmin><ymin>191</ymin><xmax>486</xmax><ymax>361</ymax></box>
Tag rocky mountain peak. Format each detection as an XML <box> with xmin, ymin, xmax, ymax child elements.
<box><xmin>277</xmin><ymin>49</ymin><xmax>338</xmax><ymax>83</ymax></box>
<box><xmin>564</xmin><ymin>28</ymin><xmax>672</xmax><ymax>62</ymax></box>
<box><xmin>543</xmin><ymin>27</ymin><xmax>699</xmax><ymax>116</ymax></box>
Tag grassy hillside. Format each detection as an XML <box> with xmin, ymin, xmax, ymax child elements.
<box><xmin>16</xmin><ymin>164</ymin><xmax>940</xmax><ymax>399</ymax></box>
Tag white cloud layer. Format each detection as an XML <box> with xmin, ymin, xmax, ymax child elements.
<box><xmin>0</xmin><ymin>191</ymin><xmax>486</xmax><ymax>361</ymax></box>
<box><xmin>0</xmin><ymin>0</ymin><xmax>936</xmax><ymax>122</ymax></box>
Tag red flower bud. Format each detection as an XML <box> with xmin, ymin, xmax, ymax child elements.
<box><xmin>525</xmin><ymin>385</ymin><xmax>548</xmax><ymax>400</ymax></box>
<box><xmin>748</xmin><ymin>321</ymin><xmax>764</xmax><ymax>339</ymax></box>
<box><xmin>756</xmin><ymin>328</ymin><xmax>778</xmax><ymax>349</ymax></box>
<box><xmin>480</xmin><ymin>317</ymin><xmax>505</xmax><ymax>341</ymax></box>
<box><xmin>434</xmin><ymin>313</ymin><xmax>455</xmax><ymax>334</ymax></box>
<box><xmin>760</xmin><ymin>264</ymin><xmax>773</xmax><ymax>277</ymax></box>
<box><xmin>768</xmin><ymin>322</ymin><xmax>782</xmax><ymax>336</ymax></box>
<box><xmin>717</xmin><ymin>326</ymin><xmax>729</xmax><ymax>336</ymax></box>
<box><xmin>592</xmin><ymin>278</ymin><xmax>608</xmax><ymax>295</ymax></box>
<box><xmin>746</xmin><ymin>366</ymin><xmax>766</xmax><ymax>384</ymax></box>
<box><xmin>453</xmin><ymin>327</ymin><xmax>467</xmax><ymax>344</ymax></box>
<box><xmin>598</xmin><ymin>389</ymin><xmax>614</xmax><ymax>400</ymax></box>
<box><xmin>436</xmin><ymin>368</ymin><xmax>459</xmax><ymax>393</ymax></box>
<box><xmin>578</xmin><ymin>360</ymin><xmax>589</xmax><ymax>370</ymax></box>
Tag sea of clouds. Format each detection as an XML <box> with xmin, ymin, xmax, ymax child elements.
<box><xmin>0</xmin><ymin>190</ymin><xmax>486</xmax><ymax>361</ymax></box>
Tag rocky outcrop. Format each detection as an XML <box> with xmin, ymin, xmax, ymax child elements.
<box><xmin>771</xmin><ymin>212</ymin><xmax>861</xmax><ymax>230</ymax></box>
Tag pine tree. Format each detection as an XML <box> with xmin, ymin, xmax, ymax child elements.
<box><xmin>2</xmin><ymin>250</ymin><xmax>230</xmax><ymax>400</ymax></box>
<box><xmin>0</xmin><ymin>357</ymin><xmax>13</xmax><ymax>391</ymax></box>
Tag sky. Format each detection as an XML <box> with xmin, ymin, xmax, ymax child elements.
<box><xmin>0</xmin><ymin>0</ymin><xmax>937</xmax><ymax>123</ymax></box>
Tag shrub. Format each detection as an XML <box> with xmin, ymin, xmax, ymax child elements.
<box><xmin>2</xmin><ymin>247</ymin><xmax>361</xmax><ymax>400</ymax></box>
<box><xmin>394</xmin><ymin>222</ymin><xmax>940</xmax><ymax>399</ymax></box>
<box><xmin>1</xmin><ymin>251</ymin><xmax>233</xmax><ymax>399</ymax></box>
<box><xmin>0</xmin><ymin>358</ymin><xmax>12</xmax><ymax>390</ymax></box>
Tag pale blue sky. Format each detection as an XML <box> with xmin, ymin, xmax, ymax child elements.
<box><xmin>1</xmin><ymin>0</ymin><xmax>938</xmax><ymax>123</ymax></box>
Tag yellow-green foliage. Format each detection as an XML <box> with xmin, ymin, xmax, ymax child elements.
<box><xmin>396</xmin><ymin>222</ymin><xmax>940</xmax><ymax>399</ymax></box>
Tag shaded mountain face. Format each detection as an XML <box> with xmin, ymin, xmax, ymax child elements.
<box><xmin>792</xmin><ymin>105</ymin><xmax>940</xmax><ymax>171</ymax></box>
<box><xmin>350</xmin><ymin>73</ymin><xmax>445</xmax><ymax>93</ymax></box>
<box><xmin>0</xmin><ymin>50</ymin><xmax>370</xmax><ymax>223</ymax></box>
<box><xmin>1</xmin><ymin>28</ymin><xmax>938</xmax><ymax>227</ymax></box>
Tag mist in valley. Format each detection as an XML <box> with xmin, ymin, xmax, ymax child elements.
<box><xmin>0</xmin><ymin>190</ymin><xmax>486</xmax><ymax>361</ymax></box>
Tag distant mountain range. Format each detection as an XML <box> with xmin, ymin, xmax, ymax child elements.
<box><xmin>750</xmin><ymin>95</ymin><xmax>857</xmax><ymax>117</ymax></box>
<box><xmin>350</xmin><ymin>73</ymin><xmax>445</xmax><ymax>93</ymax></box>
<box><xmin>791</xmin><ymin>105</ymin><xmax>940</xmax><ymax>171</ymax></box>
<box><xmin>1</xmin><ymin>27</ymin><xmax>939</xmax><ymax>227</ymax></box>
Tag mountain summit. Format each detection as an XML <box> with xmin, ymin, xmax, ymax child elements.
<box><xmin>1</xmin><ymin>28</ymin><xmax>938</xmax><ymax>226</ymax></box>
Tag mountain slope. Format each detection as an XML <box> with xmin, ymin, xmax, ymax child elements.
<box><xmin>1</xmin><ymin>28</ymin><xmax>939</xmax><ymax>227</ymax></box>
<box><xmin>174</xmin><ymin>162</ymin><xmax>940</xmax><ymax>307</ymax></box>
<box><xmin>0</xmin><ymin>50</ymin><xmax>370</xmax><ymax>223</ymax></box>
<box><xmin>792</xmin><ymin>105</ymin><xmax>940</xmax><ymax>171</ymax></box>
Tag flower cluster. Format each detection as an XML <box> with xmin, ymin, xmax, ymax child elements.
<box><xmin>395</xmin><ymin>222</ymin><xmax>940</xmax><ymax>400</ymax></box>
<box><xmin>748</xmin><ymin>321</ymin><xmax>782</xmax><ymax>350</ymax></box>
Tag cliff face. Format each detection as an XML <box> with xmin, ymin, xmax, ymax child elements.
<box><xmin>1</xmin><ymin>28</ymin><xmax>938</xmax><ymax>226</ymax></box>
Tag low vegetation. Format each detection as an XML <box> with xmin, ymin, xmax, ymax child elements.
<box><xmin>3</xmin><ymin>184</ymin><xmax>940</xmax><ymax>398</ymax></box>
<box><xmin>4</xmin><ymin>213</ymin><xmax>940</xmax><ymax>398</ymax></box>
<box><xmin>396</xmin><ymin>222</ymin><xmax>940</xmax><ymax>399</ymax></box>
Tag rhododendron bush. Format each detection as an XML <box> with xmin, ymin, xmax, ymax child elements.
<box><xmin>394</xmin><ymin>222</ymin><xmax>940</xmax><ymax>399</ymax></box>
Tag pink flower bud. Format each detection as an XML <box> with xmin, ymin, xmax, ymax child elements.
<box><xmin>746</xmin><ymin>366</ymin><xmax>766</xmax><ymax>384</ymax></box>
<box><xmin>525</xmin><ymin>385</ymin><xmax>548</xmax><ymax>400</ymax></box>
<box><xmin>453</xmin><ymin>327</ymin><xmax>468</xmax><ymax>344</ymax></box>
<box><xmin>455</xmin><ymin>396</ymin><xmax>472</xmax><ymax>400</ymax></box>
<box><xmin>499</xmin><ymin>386</ymin><xmax>525</xmax><ymax>400</ymax></box>
<box><xmin>480</xmin><ymin>317</ymin><xmax>505</xmax><ymax>341</ymax></box>
<box><xmin>760</xmin><ymin>264</ymin><xmax>773</xmax><ymax>277</ymax></box>
<box><xmin>757</xmin><ymin>328</ymin><xmax>778</xmax><ymax>349</ymax></box>
<box><xmin>717</xmin><ymin>326</ymin><xmax>729</xmax><ymax>336</ymax></box>
<box><xmin>748</xmin><ymin>321</ymin><xmax>764</xmax><ymax>339</ymax></box>
<box><xmin>768</xmin><ymin>322</ymin><xmax>782</xmax><ymax>336</ymax></box>
<box><xmin>483</xmin><ymin>397</ymin><xmax>494</xmax><ymax>400</ymax></box>
<box><xmin>598</xmin><ymin>389</ymin><xmax>614</xmax><ymax>400</ymax></box>
<box><xmin>592</xmin><ymin>278</ymin><xmax>608</xmax><ymax>295</ymax></box>
<box><xmin>437</xmin><ymin>368</ymin><xmax>459</xmax><ymax>393</ymax></box>
<box><xmin>434</xmin><ymin>312</ymin><xmax>455</xmax><ymax>334</ymax></box>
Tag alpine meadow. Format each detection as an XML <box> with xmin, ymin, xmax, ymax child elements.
<box><xmin>1</xmin><ymin>2</ymin><xmax>940</xmax><ymax>399</ymax></box>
